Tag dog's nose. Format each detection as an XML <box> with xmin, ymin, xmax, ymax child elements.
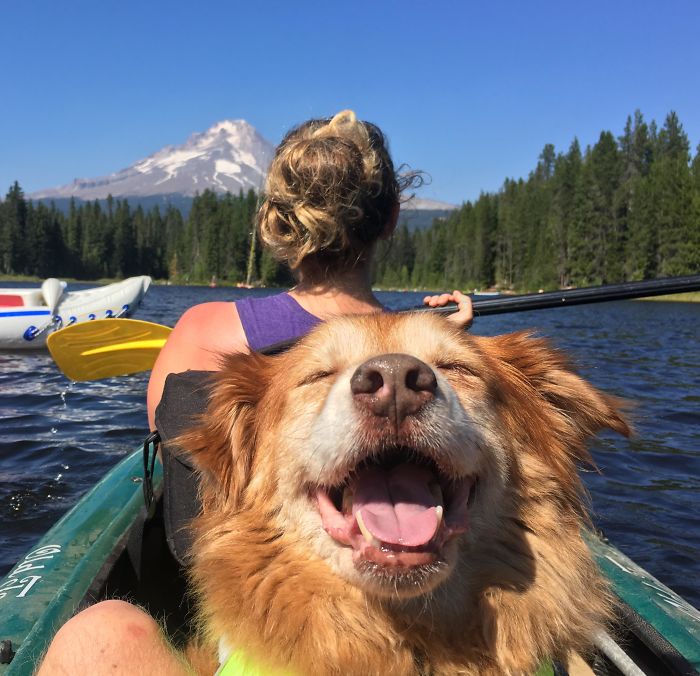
<box><xmin>350</xmin><ymin>353</ymin><xmax>437</xmax><ymax>426</ymax></box>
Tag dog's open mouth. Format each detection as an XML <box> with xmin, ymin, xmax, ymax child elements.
<box><xmin>315</xmin><ymin>447</ymin><xmax>475</xmax><ymax>570</ymax></box>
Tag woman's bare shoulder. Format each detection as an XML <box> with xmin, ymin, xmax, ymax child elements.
<box><xmin>171</xmin><ymin>301</ymin><xmax>246</xmax><ymax>358</ymax></box>
<box><xmin>146</xmin><ymin>301</ymin><xmax>247</xmax><ymax>429</ymax></box>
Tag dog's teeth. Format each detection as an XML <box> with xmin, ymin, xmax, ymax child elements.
<box><xmin>429</xmin><ymin>482</ymin><xmax>444</xmax><ymax>505</ymax></box>
<box><xmin>356</xmin><ymin>510</ymin><xmax>380</xmax><ymax>547</ymax></box>
<box><xmin>342</xmin><ymin>486</ymin><xmax>353</xmax><ymax>513</ymax></box>
<box><xmin>435</xmin><ymin>504</ymin><xmax>444</xmax><ymax>526</ymax></box>
<box><xmin>356</xmin><ymin>510</ymin><xmax>372</xmax><ymax>543</ymax></box>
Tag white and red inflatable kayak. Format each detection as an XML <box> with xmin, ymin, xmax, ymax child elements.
<box><xmin>0</xmin><ymin>276</ymin><xmax>151</xmax><ymax>349</ymax></box>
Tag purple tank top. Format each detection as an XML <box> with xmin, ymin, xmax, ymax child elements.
<box><xmin>235</xmin><ymin>292</ymin><xmax>322</xmax><ymax>351</ymax></box>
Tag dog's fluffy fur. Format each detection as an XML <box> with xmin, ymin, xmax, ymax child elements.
<box><xmin>179</xmin><ymin>313</ymin><xmax>629</xmax><ymax>675</ymax></box>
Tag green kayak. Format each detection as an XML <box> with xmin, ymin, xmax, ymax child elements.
<box><xmin>1</xmin><ymin>446</ymin><xmax>699</xmax><ymax>675</ymax></box>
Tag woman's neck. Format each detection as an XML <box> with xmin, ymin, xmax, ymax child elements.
<box><xmin>288</xmin><ymin>262</ymin><xmax>383</xmax><ymax>318</ymax></box>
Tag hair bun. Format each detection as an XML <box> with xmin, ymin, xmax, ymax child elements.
<box><xmin>312</xmin><ymin>109</ymin><xmax>368</xmax><ymax>150</ymax></box>
<box><xmin>257</xmin><ymin>112</ymin><xmax>420</xmax><ymax>271</ymax></box>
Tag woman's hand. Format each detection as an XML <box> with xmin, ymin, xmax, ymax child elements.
<box><xmin>423</xmin><ymin>290</ymin><xmax>474</xmax><ymax>330</ymax></box>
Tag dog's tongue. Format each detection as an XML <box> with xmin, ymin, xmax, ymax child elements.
<box><xmin>351</xmin><ymin>464</ymin><xmax>440</xmax><ymax>547</ymax></box>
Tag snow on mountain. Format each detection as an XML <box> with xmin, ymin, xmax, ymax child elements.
<box><xmin>31</xmin><ymin>120</ymin><xmax>275</xmax><ymax>201</ymax></box>
<box><xmin>398</xmin><ymin>196</ymin><xmax>457</xmax><ymax>231</ymax></box>
<box><xmin>31</xmin><ymin>122</ymin><xmax>454</xmax><ymax>210</ymax></box>
<box><xmin>401</xmin><ymin>196</ymin><xmax>456</xmax><ymax>211</ymax></box>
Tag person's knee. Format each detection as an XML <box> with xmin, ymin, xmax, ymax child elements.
<box><xmin>58</xmin><ymin>599</ymin><xmax>160</xmax><ymax>643</ymax></box>
<box><xmin>38</xmin><ymin>600</ymin><xmax>175</xmax><ymax>674</ymax></box>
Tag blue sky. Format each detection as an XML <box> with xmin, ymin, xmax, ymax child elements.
<box><xmin>2</xmin><ymin>0</ymin><xmax>699</xmax><ymax>205</ymax></box>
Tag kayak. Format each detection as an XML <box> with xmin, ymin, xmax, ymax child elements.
<box><xmin>0</xmin><ymin>276</ymin><xmax>152</xmax><ymax>350</ymax></box>
<box><xmin>0</xmin><ymin>445</ymin><xmax>698</xmax><ymax>675</ymax></box>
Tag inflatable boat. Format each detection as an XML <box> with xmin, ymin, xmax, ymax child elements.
<box><xmin>0</xmin><ymin>277</ymin><xmax>151</xmax><ymax>349</ymax></box>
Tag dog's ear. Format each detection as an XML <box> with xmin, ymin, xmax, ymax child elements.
<box><xmin>176</xmin><ymin>351</ymin><xmax>271</xmax><ymax>508</ymax></box>
<box><xmin>481</xmin><ymin>331</ymin><xmax>631</xmax><ymax>464</ymax></box>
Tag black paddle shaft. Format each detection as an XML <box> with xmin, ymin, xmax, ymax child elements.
<box><xmin>422</xmin><ymin>274</ymin><xmax>700</xmax><ymax>317</ymax></box>
<box><xmin>261</xmin><ymin>274</ymin><xmax>700</xmax><ymax>355</ymax></box>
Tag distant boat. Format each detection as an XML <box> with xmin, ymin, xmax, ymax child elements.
<box><xmin>0</xmin><ymin>276</ymin><xmax>151</xmax><ymax>350</ymax></box>
<box><xmin>473</xmin><ymin>289</ymin><xmax>500</xmax><ymax>296</ymax></box>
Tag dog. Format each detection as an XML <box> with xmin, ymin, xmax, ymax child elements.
<box><xmin>178</xmin><ymin>312</ymin><xmax>630</xmax><ymax>675</ymax></box>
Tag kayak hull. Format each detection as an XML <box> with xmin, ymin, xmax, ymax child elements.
<box><xmin>1</xmin><ymin>448</ymin><xmax>698</xmax><ymax>675</ymax></box>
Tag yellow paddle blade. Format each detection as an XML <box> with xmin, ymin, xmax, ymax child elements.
<box><xmin>47</xmin><ymin>318</ymin><xmax>172</xmax><ymax>381</ymax></box>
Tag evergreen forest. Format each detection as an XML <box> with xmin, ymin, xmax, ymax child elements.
<box><xmin>1</xmin><ymin>111</ymin><xmax>699</xmax><ymax>291</ymax></box>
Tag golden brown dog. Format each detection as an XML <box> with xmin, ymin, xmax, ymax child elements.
<box><xmin>179</xmin><ymin>313</ymin><xmax>629</xmax><ymax>675</ymax></box>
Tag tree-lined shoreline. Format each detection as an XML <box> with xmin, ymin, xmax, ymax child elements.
<box><xmin>375</xmin><ymin>110</ymin><xmax>699</xmax><ymax>291</ymax></box>
<box><xmin>1</xmin><ymin>110</ymin><xmax>698</xmax><ymax>292</ymax></box>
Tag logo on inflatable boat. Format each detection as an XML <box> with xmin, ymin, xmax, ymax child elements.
<box><xmin>0</xmin><ymin>545</ymin><xmax>61</xmax><ymax>600</ymax></box>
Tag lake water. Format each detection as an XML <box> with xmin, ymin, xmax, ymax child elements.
<box><xmin>1</xmin><ymin>283</ymin><xmax>699</xmax><ymax>608</ymax></box>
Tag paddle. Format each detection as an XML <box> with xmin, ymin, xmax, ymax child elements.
<box><xmin>48</xmin><ymin>274</ymin><xmax>700</xmax><ymax>380</ymax></box>
<box><xmin>47</xmin><ymin>318</ymin><xmax>172</xmax><ymax>381</ymax></box>
<box><xmin>423</xmin><ymin>274</ymin><xmax>700</xmax><ymax>317</ymax></box>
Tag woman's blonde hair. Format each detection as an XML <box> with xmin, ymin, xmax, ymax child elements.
<box><xmin>257</xmin><ymin>110</ymin><xmax>420</xmax><ymax>270</ymax></box>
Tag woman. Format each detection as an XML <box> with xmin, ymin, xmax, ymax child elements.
<box><xmin>147</xmin><ymin>109</ymin><xmax>472</xmax><ymax>429</ymax></box>
<box><xmin>40</xmin><ymin>110</ymin><xmax>473</xmax><ymax>675</ymax></box>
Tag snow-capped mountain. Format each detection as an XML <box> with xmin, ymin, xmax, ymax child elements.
<box><xmin>31</xmin><ymin>120</ymin><xmax>275</xmax><ymax>200</ymax></box>
<box><xmin>402</xmin><ymin>196</ymin><xmax>456</xmax><ymax>211</ymax></box>
<box><xmin>30</xmin><ymin>121</ymin><xmax>456</xmax><ymax>219</ymax></box>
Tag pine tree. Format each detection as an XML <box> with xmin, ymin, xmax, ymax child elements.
<box><xmin>83</xmin><ymin>200</ymin><xmax>111</xmax><ymax>279</ymax></box>
<box><xmin>112</xmin><ymin>200</ymin><xmax>136</xmax><ymax>278</ymax></box>
<box><xmin>65</xmin><ymin>197</ymin><xmax>83</xmax><ymax>275</ymax></box>
<box><xmin>259</xmin><ymin>248</ymin><xmax>277</xmax><ymax>285</ymax></box>
<box><xmin>569</xmin><ymin>158</ymin><xmax>605</xmax><ymax>285</ymax></box>
<box><xmin>168</xmin><ymin>251</ymin><xmax>181</xmax><ymax>281</ymax></box>
<box><xmin>0</xmin><ymin>182</ymin><xmax>28</xmax><ymax>274</ymax></box>
<box><xmin>26</xmin><ymin>202</ymin><xmax>66</xmax><ymax>277</ymax></box>
<box><xmin>494</xmin><ymin>178</ymin><xmax>524</xmax><ymax>288</ymax></box>
<box><xmin>519</xmin><ymin>151</ymin><xmax>557</xmax><ymax>289</ymax></box>
<box><xmin>410</xmin><ymin>229</ymin><xmax>430</xmax><ymax>288</ymax></box>
<box><xmin>625</xmin><ymin>173</ymin><xmax>658</xmax><ymax>280</ymax></box>
<box><xmin>652</xmin><ymin>113</ymin><xmax>694</xmax><ymax>276</ymax></box>
<box><xmin>550</xmin><ymin>139</ymin><xmax>582</xmax><ymax>287</ymax></box>
<box><xmin>590</xmin><ymin>131</ymin><xmax>622</xmax><ymax>281</ymax></box>
<box><xmin>690</xmin><ymin>143</ymin><xmax>700</xmax><ymax>271</ymax></box>
<box><xmin>184</xmin><ymin>192</ymin><xmax>205</xmax><ymax>281</ymax></box>
<box><xmin>164</xmin><ymin>205</ymin><xmax>185</xmax><ymax>280</ymax></box>
<box><xmin>472</xmin><ymin>194</ymin><xmax>496</xmax><ymax>287</ymax></box>
<box><xmin>617</xmin><ymin>112</ymin><xmax>652</xmax><ymax>280</ymax></box>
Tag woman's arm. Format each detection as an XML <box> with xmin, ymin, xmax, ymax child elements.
<box><xmin>146</xmin><ymin>302</ymin><xmax>247</xmax><ymax>430</ymax></box>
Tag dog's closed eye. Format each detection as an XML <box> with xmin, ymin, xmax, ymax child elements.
<box><xmin>298</xmin><ymin>369</ymin><xmax>337</xmax><ymax>387</ymax></box>
<box><xmin>434</xmin><ymin>361</ymin><xmax>481</xmax><ymax>379</ymax></box>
